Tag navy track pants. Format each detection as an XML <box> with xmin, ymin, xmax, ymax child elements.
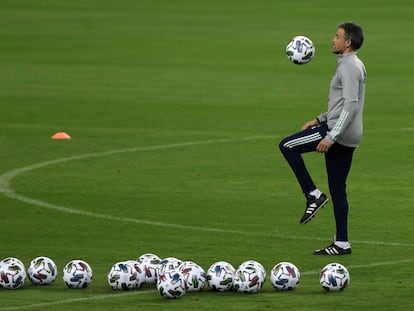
<box><xmin>279</xmin><ymin>123</ymin><xmax>355</xmax><ymax>241</ymax></box>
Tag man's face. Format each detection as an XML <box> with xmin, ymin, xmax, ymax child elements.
<box><xmin>332</xmin><ymin>28</ymin><xmax>351</xmax><ymax>54</ymax></box>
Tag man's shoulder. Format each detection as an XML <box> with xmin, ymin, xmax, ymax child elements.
<box><xmin>338</xmin><ymin>53</ymin><xmax>366</xmax><ymax>74</ymax></box>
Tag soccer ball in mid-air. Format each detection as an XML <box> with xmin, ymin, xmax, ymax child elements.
<box><xmin>286</xmin><ymin>36</ymin><xmax>315</xmax><ymax>65</ymax></box>
<box><xmin>319</xmin><ymin>263</ymin><xmax>350</xmax><ymax>291</ymax></box>
<box><xmin>233</xmin><ymin>261</ymin><xmax>265</xmax><ymax>293</ymax></box>
<box><xmin>206</xmin><ymin>261</ymin><xmax>235</xmax><ymax>292</ymax></box>
<box><xmin>108</xmin><ymin>261</ymin><xmax>144</xmax><ymax>290</ymax></box>
<box><xmin>28</xmin><ymin>256</ymin><xmax>58</xmax><ymax>285</ymax></box>
<box><xmin>270</xmin><ymin>261</ymin><xmax>300</xmax><ymax>291</ymax></box>
<box><xmin>63</xmin><ymin>259</ymin><xmax>93</xmax><ymax>289</ymax></box>
<box><xmin>137</xmin><ymin>253</ymin><xmax>161</xmax><ymax>284</ymax></box>
<box><xmin>157</xmin><ymin>270</ymin><xmax>187</xmax><ymax>299</ymax></box>
<box><xmin>178</xmin><ymin>261</ymin><xmax>207</xmax><ymax>292</ymax></box>
<box><xmin>0</xmin><ymin>258</ymin><xmax>26</xmax><ymax>289</ymax></box>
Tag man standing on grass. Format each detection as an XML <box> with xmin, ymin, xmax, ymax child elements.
<box><xmin>279</xmin><ymin>22</ymin><xmax>366</xmax><ymax>255</ymax></box>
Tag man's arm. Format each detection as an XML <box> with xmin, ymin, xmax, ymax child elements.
<box><xmin>301</xmin><ymin>119</ymin><xmax>320</xmax><ymax>131</ymax></box>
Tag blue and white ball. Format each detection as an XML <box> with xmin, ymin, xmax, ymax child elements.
<box><xmin>108</xmin><ymin>261</ymin><xmax>143</xmax><ymax>290</ymax></box>
<box><xmin>270</xmin><ymin>261</ymin><xmax>300</xmax><ymax>291</ymax></box>
<box><xmin>0</xmin><ymin>258</ymin><xmax>26</xmax><ymax>289</ymax></box>
<box><xmin>286</xmin><ymin>35</ymin><xmax>315</xmax><ymax>65</ymax></box>
<box><xmin>137</xmin><ymin>253</ymin><xmax>161</xmax><ymax>284</ymax></box>
<box><xmin>319</xmin><ymin>263</ymin><xmax>350</xmax><ymax>291</ymax></box>
<box><xmin>63</xmin><ymin>259</ymin><xmax>93</xmax><ymax>289</ymax></box>
<box><xmin>179</xmin><ymin>261</ymin><xmax>206</xmax><ymax>292</ymax></box>
<box><xmin>157</xmin><ymin>270</ymin><xmax>187</xmax><ymax>299</ymax></box>
<box><xmin>28</xmin><ymin>256</ymin><xmax>58</xmax><ymax>285</ymax></box>
<box><xmin>238</xmin><ymin>260</ymin><xmax>266</xmax><ymax>282</ymax></box>
<box><xmin>233</xmin><ymin>261</ymin><xmax>265</xmax><ymax>293</ymax></box>
<box><xmin>206</xmin><ymin>261</ymin><xmax>235</xmax><ymax>292</ymax></box>
<box><xmin>126</xmin><ymin>260</ymin><xmax>146</xmax><ymax>288</ymax></box>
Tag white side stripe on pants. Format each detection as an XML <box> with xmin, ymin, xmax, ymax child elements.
<box><xmin>283</xmin><ymin>132</ymin><xmax>322</xmax><ymax>149</ymax></box>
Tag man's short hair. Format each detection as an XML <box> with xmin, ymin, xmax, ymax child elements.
<box><xmin>338</xmin><ymin>22</ymin><xmax>364</xmax><ymax>50</ymax></box>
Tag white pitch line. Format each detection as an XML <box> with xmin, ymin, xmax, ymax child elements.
<box><xmin>0</xmin><ymin>135</ymin><xmax>413</xmax><ymax>248</ymax></box>
<box><xmin>0</xmin><ymin>135</ymin><xmax>278</xmax><ymax>194</ymax></box>
<box><xmin>0</xmin><ymin>290</ymin><xmax>158</xmax><ymax>311</ymax></box>
<box><xmin>300</xmin><ymin>258</ymin><xmax>414</xmax><ymax>276</ymax></box>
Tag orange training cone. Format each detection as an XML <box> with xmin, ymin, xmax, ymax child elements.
<box><xmin>51</xmin><ymin>132</ymin><xmax>71</xmax><ymax>140</ymax></box>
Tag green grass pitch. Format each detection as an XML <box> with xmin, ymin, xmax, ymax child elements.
<box><xmin>0</xmin><ymin>0</ymin><xmax>413</xmax><ymax>310</ymax></box>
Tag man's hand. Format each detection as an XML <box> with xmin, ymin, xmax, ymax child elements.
<box><xmin>301</xmin><ymin>119</ymin><xmax>319</xmax><ymax>131</ymax></box>
<box><xmin>316</xmin><ymin>138</ymin><xmax>332</xmax><ymax>153</ymax></box>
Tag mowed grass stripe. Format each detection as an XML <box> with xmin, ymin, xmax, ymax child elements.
<box><xmin>1</xmin><ymin>136</ymin><xmax>413</xmax><ymax>248</ymax></box>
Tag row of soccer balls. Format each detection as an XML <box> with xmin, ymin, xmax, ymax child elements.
<box><xmin>0</xmin><ymin>254</ymin><xmax>350</xmax><ymax>298</ymax></box>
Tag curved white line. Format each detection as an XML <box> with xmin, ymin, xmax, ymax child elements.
<box><xmin>0</xmin><ymin>135</ymin><xmax>277</xmax><ymax>193</ymax></box>
<box><xmin>0</xmin><ymin>135</ymin><xmax>413</xmax><ymax>248</ymax></box>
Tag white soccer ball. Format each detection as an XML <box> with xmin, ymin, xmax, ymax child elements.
<box><xmin>156</xmin><ymin>257</ymin><xmax>182</xmax><ymax>276</ymax></box>
<box><xmin>157</xmin><ymin>270</ymin><xmax>187</xmax><ymax>299</ymax></box>
<box><xmin>126</xmin><ymin>260</ymin><xmax>146</xmax><ymax>288</ymax></box>
<box><xmin>238</xmin><ymin>260</ymin><xmax>267</xmax><ymax>281</ymax></box>
<box><xmin>319</xmin><ymin>262</ymin><xmax>350</xmax><ymax>291</ymax></box>
<box><xmin>28</xmin><ymin>256</ymin><xmax>58</xmax><ymax>285</ymax></box>
<box><xmin>233</xmin><ymin>263</ymin><xmax>265</xmax><ymax>293</ymax></box>
<box><xmin>137</xmin><ymin>253</ymin><xmax>161</xmax><ymax>284</ymax></box>
<box><xmin>286</xmin><ymin>35</ymin><xmax>315</xmax><ymax>65</ymax></box>
<box><xmin>270</xmin><ymin>261</ymin><xmax>300</xmax><ymax>291</ymax></box>
<box><xmin>63</xmin><ymin>259</ymin><xmax>93</xmax><ymax>289</ymax></box>
<box><xmin>179</xmin><ymin>261</ymin><xmax>206</xmax><ymax>292</ymax></box>
<box><xmin>206</xmin><ymin>261</ymin><xmax>235</xmax><ymax>292</ymax></box>
<box><xmin>107</xmin><ymin>261</ymin><xmax>143</xmax><ymax>290</ymax></box>
<box><xmin>0</xmin><ymin>258</ymin><xmax>26</xmax><ymax>289</ymax></box>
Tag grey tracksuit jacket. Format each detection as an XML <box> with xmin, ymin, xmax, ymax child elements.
<box><xmin>317</xmin><ymin>52</ymin><xmax>367</xmax><ymax>147</ymax></box>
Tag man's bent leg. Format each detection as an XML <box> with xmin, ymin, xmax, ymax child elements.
<box><xmin>279</xmin><ymin>124</ymin><xmax>329</xmax><ymax>194</ymax></box>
